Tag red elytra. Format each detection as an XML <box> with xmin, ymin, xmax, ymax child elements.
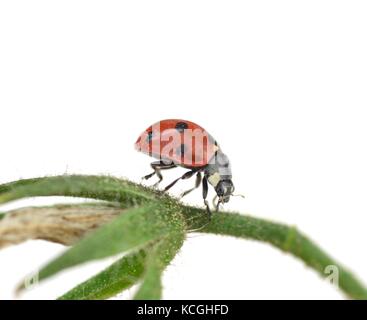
<box><xmin>135</xmin><ymin>119</ymin><xmax>218</xmax><ymax>168</ymax></box>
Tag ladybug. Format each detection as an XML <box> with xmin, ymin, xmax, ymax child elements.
<box><xmin>135</xmin><ymin>119</ymin><xmax>234</xmax><ymax>217</ymax></box>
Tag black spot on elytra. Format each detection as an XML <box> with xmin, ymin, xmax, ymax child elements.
<box><xmin>176</xmin><ymin>144</ymin><xmax>187</xmax><ymax>157</ymax></box>
<box><xmin>175</xmin><ymin>122</ymin><xmax>189</xmax><ymax>132</ymax></box>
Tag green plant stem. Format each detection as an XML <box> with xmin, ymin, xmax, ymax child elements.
<box><xmin>0</xmin><ymin>175</ymin><xmax>156</xmax><ymax>208</ymax></box>
<box><xmin>0</xmin><ymin>177</ymin><xmax>40</xmax><ymax>195</ymax></box>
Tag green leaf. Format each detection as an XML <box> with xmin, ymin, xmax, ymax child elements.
<box><xmin>0</xmin><ymin>175</ymin><xmax>156</xmax><ymax>207</ymax></box>
<box><xmin>17</xmin><ymin>203</ymin><xmax>185</xmax><ymax>291</ymax></box>
<box><xmin>59</xmin><ymin>248</ymin><xmax>148</xmax><ymax>300</ymax></box>
<box><xmin>134</xmin><ymin>231</ymin><xmax>185</xmax><ymax>300</ymax></box>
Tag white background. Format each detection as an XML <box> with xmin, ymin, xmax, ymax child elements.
<box><xmin>0</xmin><ymin>1</ymin><xmax>367</xmax><ymax>299</ymax></box>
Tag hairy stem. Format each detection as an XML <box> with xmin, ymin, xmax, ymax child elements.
<box><xmin>0</xmin><ymin>175</ymin><xmax>156</xmax><ymax>208</ymax></box>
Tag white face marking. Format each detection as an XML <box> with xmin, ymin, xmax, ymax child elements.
<box><xmin>208</xmin><ymin>172</ymin><xmax>221</xmax><ymax>187</ymax></box>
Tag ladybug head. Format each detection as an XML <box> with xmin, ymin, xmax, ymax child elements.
<box><xmin>215</xmin><ymin>179</ymin><xmax>235</xmax><ymax>204</ymax></box>
<box><xmin>205</xmin><ymin>149</ymin><xmax>234</xmax><ymax>208</ymax></box>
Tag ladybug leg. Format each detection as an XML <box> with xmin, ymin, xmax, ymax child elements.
<box><xmin>152</xmin><ymin>163</ymin><xmax>176</xmax><ymax>188</ymax></box>
<box><xmin>142</xmin><ymin>161</ymin><xmax>176</xmax><ymax>185</ymax></box>
<box><xmin>202</xmin><ymin>176</ymin><xmax>211</xmax><ymax>220</ymax></box>
<box><xmin>215</xmin><ymin>197</ymin><xmax>221</xmax><ymax>211</ymax></box>
<box><xmin>211</xmin><ymin>195</ymin><xmax>221</xmax><ymax>211</ymax></box>
<box><xmin>212</xmin><ymin>195</ymin><xmax>218</xmax><ymax>208</ymax></box>
<box><xmin>163</xmin><ymin>169</ymin><xmax>198</xmax><ymax>192</ymax></box>
<box><xmin>180</xmin><ymin>172</ymin><xmax>202</xmax><ymax>198</ymax></box>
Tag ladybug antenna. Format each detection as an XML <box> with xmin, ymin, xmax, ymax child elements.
<box><xmin>230</xmin><ymin>185</ymin><xmax>245</xmax><ymax>198</ymax></box>
<box><xmin>231</xmin><ymin>193</ymin><xmax>245</xmax><ymax>199</ymax></box>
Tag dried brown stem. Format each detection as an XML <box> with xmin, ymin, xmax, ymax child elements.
<box><xmin>0</xmin><ymin>204</ymin><xmax>123</xmax><ymax>248</ymax></box>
